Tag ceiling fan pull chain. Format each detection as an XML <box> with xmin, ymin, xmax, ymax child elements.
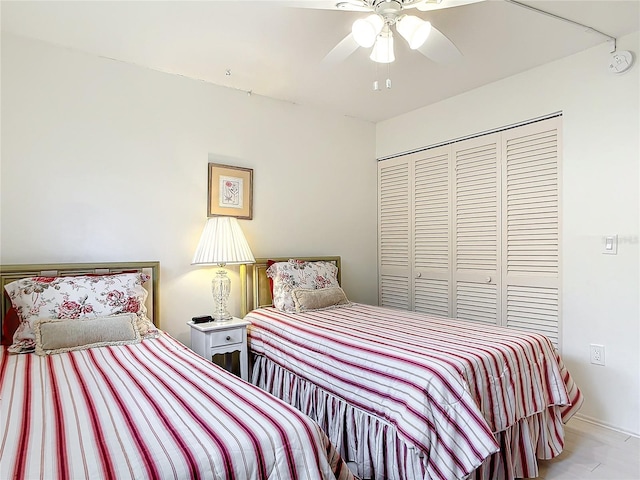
<box><xmin>373</xmin><ymin>59</ymin><xmax>381</xmax><ymax>91</ymax></box>
<box><xmin>386</xmin><ymin>62</ymin><xmax>392</xmax><ymax>89</ymax></box>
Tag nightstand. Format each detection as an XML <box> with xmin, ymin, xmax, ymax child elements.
<box><xmin>188</xmin><ymin>317</ymin><xmax>251</xmax><ymax>381</ymax></box>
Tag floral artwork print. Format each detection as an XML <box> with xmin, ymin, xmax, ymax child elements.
<box><xmin>266</xmin><ymin>260</ymin><xmax>340</xmax><ymax>313</ymax></box>
<box><xmin>4</xmin><ymin>272</ymin><xmax>156</xmax><ymax>353</ymax></box>
<box><xmin>219</xmin><ymin>175</ymin><xmax>243</xmax><ymax>209</ymax></box>
<box><xmin>207</xmin><ymin>164</ymin><xmax>253</xmax><ymax>219</ymax></box>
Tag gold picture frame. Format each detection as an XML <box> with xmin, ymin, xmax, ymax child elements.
<box><xmin>207</xmin><ymin>163</ymin><xmax>253</xmax><ymax>219</ymax></box>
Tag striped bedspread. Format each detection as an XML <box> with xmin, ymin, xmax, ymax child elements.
<box><xmin>247</xmin><ymin>303</ymin><xmax>583</xmax><ymax>480</ymax></box>
<box><xmin>0</xmin><ymin>333</ymin><xmax>355</xmax><ymax>480</ymax></box>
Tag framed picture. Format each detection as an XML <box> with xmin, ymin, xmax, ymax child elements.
<box><xmin>207</xmin><ymin>163</ymin><xmax>253</xmax><ymax>219</ymax></box>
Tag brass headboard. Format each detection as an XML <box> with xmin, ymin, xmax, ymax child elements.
<box><xmin>240</xmin><ymin>256</ymin><xmax>341</xmax><ymax>317</ymax></box>
<box><xmin>1</xmin><ymin>261</ymin><xmax>160</xmax><ymax>344</ymax></box>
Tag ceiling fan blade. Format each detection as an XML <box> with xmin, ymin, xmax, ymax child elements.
<box><xmin>322</xmin><ymin>33</ymin><xmax>361</xmax><ymax>64</ymax></box>
<box><xmin>416</xmin><ymin>25</ymin><xmax>462</xmax><ymax>63</ymax></box>
<box><xmin>334</xmin><ymin>0</ymin><xmax>372</xmax><ymax>11</ymax></box>
<box><xmin>276</xmin><ymin>0</ymin><xmax>370</xmax><ymax>11</ymax></box>
<box><xmin>416</xmin><ymin>0</ymin><xmax>484</xmax><ymax>12</ymax></box>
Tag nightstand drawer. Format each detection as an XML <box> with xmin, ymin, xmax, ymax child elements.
<box><xmin>209</xmin><ymin>328</ymin><xmax>243</xmax><ymax>347</ymax></box>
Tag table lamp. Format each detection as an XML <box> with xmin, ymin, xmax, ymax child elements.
<box><xmin>192</xmin><ymin>216</ymin><xmax>255</xmax><ymax>321</ymax></box>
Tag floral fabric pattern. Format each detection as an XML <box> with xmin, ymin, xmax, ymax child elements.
<box><xmin>5</xmin><ymin>272</ymin><xmax>156</xmax><ymax>353</ymax></box>
<box><xmin>266</xmin><ymin>260</ymin><xmax>340</xmax><ymax>313</ymax></box>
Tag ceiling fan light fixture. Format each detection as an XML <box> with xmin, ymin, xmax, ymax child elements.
<box><xmin>370</xmin><ymin>28</ymin><xmax>395</xmax><ymax>63</ymax></box>
<box><xmin>352</xmin><ymin>14</ymin><xmax>384</xmax><ymax>48</ymax></box>
<box><xmin>396</xmin><ymin>15</ymin><xmax>432</xmax><ymax>49</ymax></box>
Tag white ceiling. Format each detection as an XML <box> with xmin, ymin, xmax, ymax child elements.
<box><xmin>1</xmin><ymin>0</ymin><xmax>638</xmax><ymax>123</ymax></box>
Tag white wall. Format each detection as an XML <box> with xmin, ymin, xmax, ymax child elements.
<box><xmin>0</xmin><ymin>33</ymin><xmax>379</xmax><ymax>345</ymax></box>
<box><xmin>377</xmin><ymin>32</ymin><xmax>640</xmax><ymax>436</ymax></box>
<box><xmin>3</xmin><ymin>28</ymin><xmax>638</xmax><ymax>437</ymax></box>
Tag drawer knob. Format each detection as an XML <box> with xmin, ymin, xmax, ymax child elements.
<box><xmin>226</xmin><ymin>335</ymin><xmax>231</xmax><ymax>341</ymax></box>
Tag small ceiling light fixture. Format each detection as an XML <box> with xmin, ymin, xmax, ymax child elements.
<box><xmin>350</xmin><ymin>0</ymin><xmax>431</xmax><ymax>64</ymax></box>
<box><xmin>370</xmin><ymin>25</ymin><xmax>395</xmax><ymax>63</ymax></box>
<box><xmin>352</xmin><ymin>14</ymin><xmax>384</xmax><ymax>48</ymax></box>
<box><xmin>395</xmin><ymin>14</ymin><xmax>432</xmax><ymax>49</ymax></box>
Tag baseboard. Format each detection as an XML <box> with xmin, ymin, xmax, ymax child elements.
<box><xmin>572</xmin><ymin>413</ymin><xmax>640</xmax><ymax>438</ymax></box>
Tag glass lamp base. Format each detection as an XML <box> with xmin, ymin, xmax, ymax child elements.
<box><xmin>211</xmin><ymin>268</ymin><xmax>232</xmax><ymax>322</ymax></box>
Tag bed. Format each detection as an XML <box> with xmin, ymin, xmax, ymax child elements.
<box><xmin>0</xmin><ymin>261</ymin><xmax>355</xmax><ymax>480</ymax></box>
<box><xmin>241</xmin><ymin>256</ymin><xmax>584</xmax><ymax>480</ymax></box>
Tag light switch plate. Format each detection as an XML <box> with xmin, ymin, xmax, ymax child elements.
<box><xmin>603</xmin><ymin>235</ymin><xmax>618</xmax><ymax>255</ymax></box>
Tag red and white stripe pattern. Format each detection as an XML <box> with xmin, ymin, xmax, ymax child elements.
<box><xmin>247</xmin><ymin>303</ymin><xmax>583</xmax><ymax>480</ymax></box>
<box><xmin>0</xmin><ymin>333</ymin><xmax>355</xmax><ymax>480</ymax></box>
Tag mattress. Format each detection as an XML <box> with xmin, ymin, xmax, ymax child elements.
<box><xmin>0</xmin><ymin>332</ymin><xmax>355</xmax><ymax>480</ymax></box>
<box><xmin>246</xmin><ymin>303</ymin><xmax>583</xmax><ymax>480</ymax></box>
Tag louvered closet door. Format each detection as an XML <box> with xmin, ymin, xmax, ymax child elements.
<box><xmin>378</xmin><ymin>157</ymin><xmax>412</xmax><ymax>309</ymax></box>
<box><xmin>452</xmin><ymin>134</ymin><xmax>501</xmax><ymax>325</ymax></box>
<box><xmin>501</xmin><ymin>117</ymin><xmax>561</xmax><ymax>347</ymax></box>
<box><xmin>413</xmin><ymin>146</ymin><xmax>451</xmax><ymax>317</ymax></box>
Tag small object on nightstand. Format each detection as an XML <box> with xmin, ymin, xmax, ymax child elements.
<box><xmin>188</xmin><ymin>317</ymin><xmax>251</xmax><ymax>381</ymax></box>
<box><xmin>192</xmin><ymin>315</ymin><xmax>213</xmax><ymax>324</ymax></box>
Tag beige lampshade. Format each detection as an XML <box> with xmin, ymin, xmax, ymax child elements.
<box><xmin>191</xmin><ymin>217</ymin><xmax>255</xmax><ymax>266</ymax></box>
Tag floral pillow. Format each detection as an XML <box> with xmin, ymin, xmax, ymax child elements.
<box><xmin>5</xmin><ymin>272</ymin><xmax>157</xmax><ymax>353</ymax></box>
<box><xmin>266</xmin><ymin>260</ymin><xmax>340</xmax><ymax>313</ymax></box>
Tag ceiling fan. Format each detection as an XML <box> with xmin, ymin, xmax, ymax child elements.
<box><xmin>295</xmin><ymin>0</ymin><xmax>485</xmax><ymax>64</ymax></box>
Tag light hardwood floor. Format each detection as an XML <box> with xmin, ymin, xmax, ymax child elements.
<box><xmin>537</xmin><ymin>417</ymin><xmax>640</xmax><ymax>479</ymax></box>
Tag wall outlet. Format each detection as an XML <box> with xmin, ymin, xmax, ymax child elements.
<box><xmin>590</xmin><ymin>344</ymin><xmax>605</xmax><ymax>366</ymax></box>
